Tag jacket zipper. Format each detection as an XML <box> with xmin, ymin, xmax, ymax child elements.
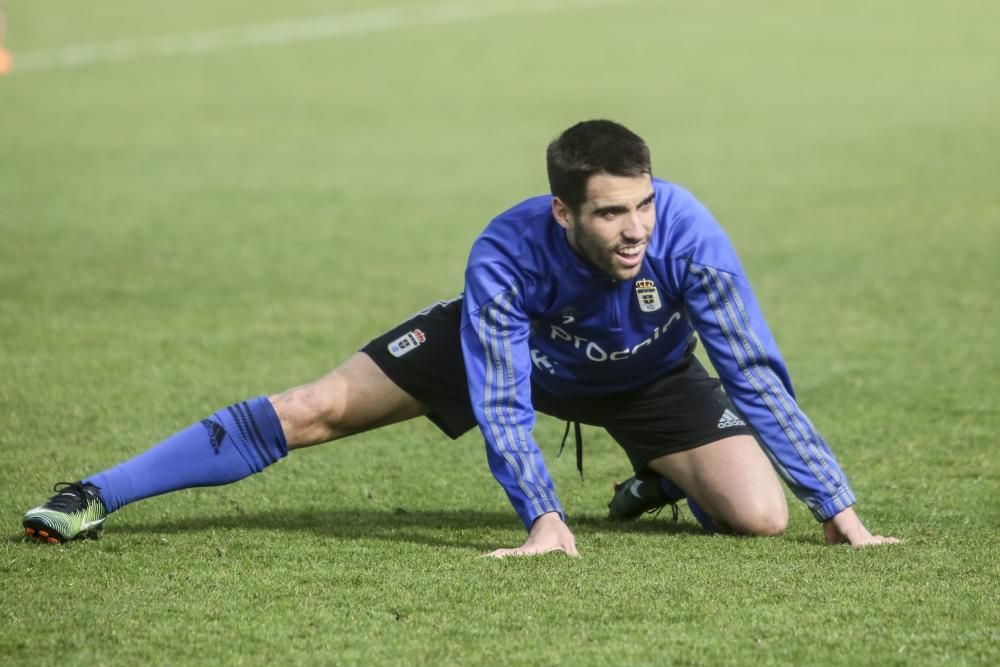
<box><xmin>608</xmin><ymin>282</ymin><xmax>623</xmax><ymax>331</ymax></box>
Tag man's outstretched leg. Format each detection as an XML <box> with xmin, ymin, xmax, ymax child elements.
<box><xmin>22</xmin><ymin>395</ymin><xmax>287</xmax><ymax>544</ymax></box>
<box><xmin>23</xmin><ymin>353</ymin><xmax>426</xmax><ymax>543</ymax></box>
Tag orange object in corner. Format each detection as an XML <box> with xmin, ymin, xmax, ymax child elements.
<box><xmin>0</xmin><ymin>48</ymin><xmax>11</xmax><ymax>75</ymax></box>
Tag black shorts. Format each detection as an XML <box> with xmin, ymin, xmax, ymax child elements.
<box><xmin>361</xmin><ymin>298</ymin><xmax>756</xmax><ymax>472</ymax></box>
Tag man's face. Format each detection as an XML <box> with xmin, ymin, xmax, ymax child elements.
<box><xmin>552</xmin><ymin>172</ymin><xmax>656</xmax><ymax>281</ymax></box>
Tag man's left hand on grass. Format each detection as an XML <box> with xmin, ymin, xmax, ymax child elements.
<box><xmin>823</xmin><ymin>506</ymin><xmax>900</xmax><ymax>547</ymax></box>
<box><xmin>484</xmin><ymin>512</ymin><xmax>581</xmax><ymax>559</ymax></box>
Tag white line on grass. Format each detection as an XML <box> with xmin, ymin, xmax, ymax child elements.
<box><xmin>9</xmin><ymin>0</ymin><xmax>625</xmax><ymax>74</ymax></box>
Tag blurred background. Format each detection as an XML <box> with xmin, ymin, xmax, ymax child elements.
<box><xmin>2</xmin><ymin>0</ymin><xmax>997</xmax><ymax>442</ymax></box>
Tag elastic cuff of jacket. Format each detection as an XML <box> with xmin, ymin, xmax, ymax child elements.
<box><xmin>812</xmin><ymin>487</ymin><xmax>857</xmax><ymax>522</ymax></box>
<box><xmin>524</xmin><ymin>507</ymin><xmax>565</xmax><ymax>532</ymax></box>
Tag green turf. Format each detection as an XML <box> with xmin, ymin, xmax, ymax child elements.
<box><xmin>1</xmin><ymin>0</ymin><xmax>998</xmax><ymax>665</ymax></box>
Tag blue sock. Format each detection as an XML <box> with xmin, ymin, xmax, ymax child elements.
<box><xmin>657</xmin><ymin>476</ymin><xmax>717</xmax><ymax>533</ymax></box>
<box><xmin>86</xmin><ymin>397</ymin><xmax>288</xmax><ymax>512</ymax></box>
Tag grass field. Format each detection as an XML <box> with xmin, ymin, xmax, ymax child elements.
<box><xmin>1</xmin><ymin>0</ymin><xmax>998</xmax><ymax>664</ymax></box>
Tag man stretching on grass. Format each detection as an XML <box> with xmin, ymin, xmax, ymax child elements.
<box><xmin>23</xmin><ymin>120</ymin><xmax>898</xmax><ymax>554</ymax></box>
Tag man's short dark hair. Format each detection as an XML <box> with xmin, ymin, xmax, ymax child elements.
<box><xmin>546</xmin><ymin>120</ymin><xmax>652</xmax><ymax>214</ymax></box>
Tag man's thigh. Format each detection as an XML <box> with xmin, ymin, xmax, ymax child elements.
<box><xmin>270</xmin><ymin>352</ymin><xmax>430</xmax><ymax>448</ymax></box>
<box><xmin>271</xmin><ymin>296</ymin><xmax>478</xmax><ymax>448</ymax></box>
<box><xmin>647</xmin><ymin>435</ymin><xmax>788</xmax><ymax>535</ymax></box>
<box><xmin>357</xmin><ymin>296</ymin><xmax>478</xmax><ymax>439</ymax></box>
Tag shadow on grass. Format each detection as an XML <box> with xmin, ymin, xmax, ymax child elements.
<box><xmin>102</xmin><ymin>507</ymin><xmax>707</xmax><ymax>551</ymax></box>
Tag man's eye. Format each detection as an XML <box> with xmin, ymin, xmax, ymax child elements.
<box><xmin>601</xmin><ymin>211</ymin><xmax>618</xmax><ymax>220</ymax></box>
<box><xmin>638</xmin><ymin>200</ymin><xmax>653</xmax><ymax>210</ymax></box>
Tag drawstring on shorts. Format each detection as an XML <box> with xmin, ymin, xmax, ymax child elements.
<box><xmin>557</xmin><ymin>420</ymin><xmax>584</xmax><ymax>480</ymax></box>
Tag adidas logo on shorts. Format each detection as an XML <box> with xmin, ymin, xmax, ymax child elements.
<box><xmin>717</xmin><ymin>409</ymin><xmax>746</xmax><ymax>429</ymax></box>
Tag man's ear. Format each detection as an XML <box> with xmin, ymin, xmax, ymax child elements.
<box><xmin>552</xmin><ymin>197</ymin><xmax>573</xmax><ymax>230</ymax></box>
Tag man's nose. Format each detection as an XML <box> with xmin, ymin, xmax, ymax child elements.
<box><xmin>622</xmin><ymin>211</ymin><xmax>644</xmax><ymax>241</ymax></box>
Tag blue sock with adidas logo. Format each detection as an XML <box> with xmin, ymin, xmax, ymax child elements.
<box><xmin>85</xmin><ymin>396</ymin><xmax>288</xmax><ymax>512</ymax></box>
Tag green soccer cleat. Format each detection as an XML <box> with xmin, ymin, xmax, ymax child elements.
<box><xmin>607</xmin><ymin>475</ymin><xmax>680</xmax><ymax>521</ymax></box>
<box><xmin>23</xmin><ymin>481</ymin><xmax>108</xmax><ymax>543</ymax></box>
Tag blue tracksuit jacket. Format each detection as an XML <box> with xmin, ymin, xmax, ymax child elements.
<box><xmin>460</xmin><ymin>178</ymin><xmax>856</xmax><ymax>529</ymax></box>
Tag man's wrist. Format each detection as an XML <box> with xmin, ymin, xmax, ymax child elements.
<box><xmin>529</xmin><ymin>511</ymin><xmax>564</xmax><ymax>531</ymax></box>
<box><xmin>814</xmin><ymin>487</ymin><xmax>857</xmax><ymax>522</ymax></box>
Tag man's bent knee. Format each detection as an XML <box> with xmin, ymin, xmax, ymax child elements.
<box><xmin>649</xmin><ymin>435</ymin><xmax>789</xmax><ymax>537</ymax></box>
<box><xmin>721</xmin><ymin>498</ymin><xmax>789</xmax><ymax>537</ymax></box>
<box><xmin>737</xmin><ymin>512</ymin><xmax>788</xmax><ymax>537</ymax></box>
